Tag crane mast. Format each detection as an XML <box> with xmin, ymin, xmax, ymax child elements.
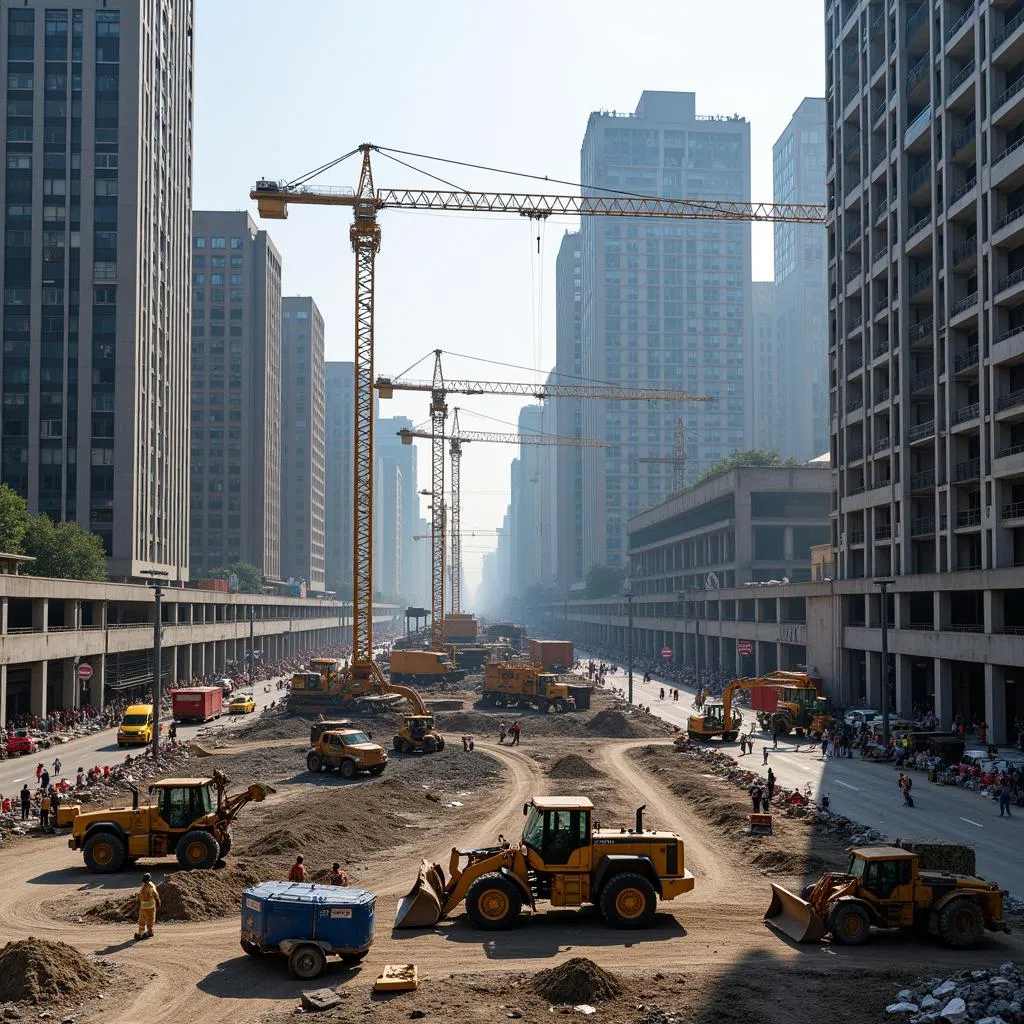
<box><xmin>450</xmin><ymin>408</ymin><xmax>463</xmax><ymax>616</ymax></box>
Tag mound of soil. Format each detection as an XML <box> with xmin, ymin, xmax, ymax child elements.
<box><xmin>752</xmin><ymin>850</ymin><xmax>825</xmax><ymax>874</ymax></box>
<box><xmin>548</xmin><ymin>754</ymin><xmax>605</xmax><ymax>779</ymax></box>
<box><xmin>0</xmin><ymin>938</ymin><xmax>105</xmax><ymax>1004</ymax></box>
<box><xmin>585</xmin><ymin>709</ymin><xmax>638</xmax><ymax>737</ymax></box>
<box><xmin>531</xmin><ymin>957</ymin><xmax>622</xmax><ymax>1004</ymax></box>
<box><xmin>224</xmin><ymin>714</ymin><xmax>309</xmax><ymax>741</ymax></box>
<box><xmin>85</xmin><ymin>866</ymin><xmax>264</xmax><ymax>923</ymax></box>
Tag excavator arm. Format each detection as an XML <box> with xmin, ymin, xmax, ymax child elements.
<box><xmin>213</xmin><ymin>771</ymin><xmax>274</xmax><ymax>828</ymax></box>
<box><xmin>384</xmin><ymin>682</ymin><xmax>429</xmax><ymax>716</ymax></box>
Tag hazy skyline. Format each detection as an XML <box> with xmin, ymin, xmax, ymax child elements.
<box><xmin>193</xmin><ymin>0</ymin><xmax>825</xmax><ymax>598</ymax></box>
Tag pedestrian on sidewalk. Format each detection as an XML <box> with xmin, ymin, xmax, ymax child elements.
<box><xmin>19</xmin><ymin>783</ymin><xmax>30</xmax><ymax>821</ymax></box>
<box><xmin>820</xmin><ymin>734</ymin><xmax>828</xmax><ymax>759</ymax></box>
<box><xmin>52</xmin><ymin>756</ymin><xmax>62</xmax><ymax>777</ymax></box>
<box><xmin>739</xmin><ymin>736</ymin><xmax>747</xmax><ymax>756</ymax></box>
<box><xmin>766</xmin><ymin>767</ymin><xmax>776</xmax><ymax>802</ymax></box>
<box><xmin>762</xmin><ymin>745</ymin><xmax>769</xmax><ymax>766</ymax></box>
<box><xmin>35</xmin><ymin>762</ymin><xmax>43</xmax><ymax>784</ymax></box>
<box><xmin>1000</xmin><ymin>781</ymin><xmax>1013</xmax><ymax>818</ymax></box>
<box><xmin>39</xmin><ymin>791</ymin><xmax>50</xmax><ymax>828</ymax></box>
<box><xmin>40</xmin><ymin>768</ymin><xmax>49</xmax><ymax>790</ymax></box>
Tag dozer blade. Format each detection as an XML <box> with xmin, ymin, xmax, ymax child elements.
<box><xmin>393</xmin><ymin>860</ymin><xmax>446</xmax><ymax>929</ymax></box>
<box><xmin>764</xmin><ymin>883</ymin><xmax>826</xmax><ymax>943</ymax></box>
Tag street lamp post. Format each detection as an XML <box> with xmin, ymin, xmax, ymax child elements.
<box><xmin>623</xmin><ymin>578</ymin><xmax>634</xmax><ymax>706</ymax></box>
<box><xmin>141</xmin><ymin>569</ymin><xmax>169</xmax><ymax>762</ymax></box>
<box><xmin>874</xmin><ymin>577</ymin><xmax>895</xmax><ymax>748</ymax></box>
<box><xmin>249</xmin><ymin>602</ymin><xmax>256</xmax><ymax>680</ymax></box>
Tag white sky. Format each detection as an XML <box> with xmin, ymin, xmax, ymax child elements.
<box><xmin>192</xmin><ymin>0</ymin><xmax>826</xmax><ymax>600</ymax></box>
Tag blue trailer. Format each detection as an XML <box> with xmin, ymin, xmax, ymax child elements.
<box><xmin>240</xmin><ymin>882</ymin><xmax>376</xmax><ymax>979</ymax></box>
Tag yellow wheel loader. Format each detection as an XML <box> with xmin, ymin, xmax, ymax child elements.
<box><xmin>394</xmin><ymin>797</ymin><xmax>694</xmax><ymax>930</ymax></box>
<box><xmin>765</xmin><ymin>846</ymin><xmax>1009</xmax><ymax>948</ymax></box>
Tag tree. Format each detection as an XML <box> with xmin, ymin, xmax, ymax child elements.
<box><xmin>209</xmin><ymin>561</ymin><xmax>263</xmax><ymax>593</ymax></box>
<box><xmin>694</xmin><ymin>449</ymin><xmax>799</xmax><ymax>486</ymax></box>
<box><xmin>22</xmin><ymin>516</ymin><xmax>107</xmax><ymax>581</ymax></box>
<box><xmin>0</xmin><ymin>483</ymin><xmax>29</xmax><ymax>555</ymax></box>
<box><xmin>584</xmin><ymin>564</ymin><xmax>627</xmax><ymax>599</ymax></box>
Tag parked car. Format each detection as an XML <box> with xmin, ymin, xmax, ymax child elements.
<box><xmin>5</xmin><ymin>730</ymin><xmax>38</xmax><ymax>756</ymax></box>
<box><xmin>844</xmin><ymin>709</ymin><xmax>881</xmax><ymax>728</ymax></box>
<box><xmin>228</xmin><ymin>694</ymin><xmax>256</xmax><ymax>715</ymax></box>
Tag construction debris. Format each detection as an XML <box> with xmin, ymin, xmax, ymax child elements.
<box><xmin>531</xmin><ymin>958</ymin><xmax>621</xmax><ymax>1005</ymax></box>
<box><xmin>548</xmin><ymin>754</ymin><xmax>605</xmax><ymax>779</ymax></box>
<box><xmin>0</xmin><ymin>939</ymin><xmax>105</xmax><ymax>1005</ymax></box>
<box><xmin>887</xmin><ymin>963</ymin><xmax>1024</xmax><ymax>1022</ymax></box>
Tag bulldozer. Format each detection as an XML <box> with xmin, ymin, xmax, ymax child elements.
<box><xmin>394</xmin><ymin>797</ymin><xmax>693</xmax><ymax>931</ymax></box>
<box><xmin>69</xmin><ymin>771</ymin><xmax>271</xmax><ymax>873</ymax></box>
<box><xmin>765</xmin><ymin>846</ymin><xmax>1010</xmax><ymax>948</ymax></box>
<box><xmin>480</xmin><ymin>663</ymin><xmax>576</xmax><ymax>712</ymax></box>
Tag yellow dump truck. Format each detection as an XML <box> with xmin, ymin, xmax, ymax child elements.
<box><xmin>480</xmin><ymin>663</ymin><xmax>576</xmax><ymax>712</ymax></box>
<box><xmin>388</xmin><ymin>649</ymin><xmax>466</xmax><ymax>686</ymax></box>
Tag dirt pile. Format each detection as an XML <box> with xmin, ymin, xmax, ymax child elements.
<box><xmin>549</xmin><ymin>754</ymin><xmax>605</xmax><ymax>779</ymax></box>
<box><xmin>0</xmin><ymin>938</ymin><xmax>105</xmax><ymax>1004</ymax></box>
<box><xmin>752</xmin><ymin>850</ymin><xmax>825</xmax><ymax>874</ymax></box>
<box><xmin>218</xmin><ymin>713</ymin><xmax>309</xmax><ymax>742</ymax></box>
<box><xmin>85</xmin><ymin>866</ymin><xmax>263</xmax><ymax>923</ymax></box>
<box><xmin>585</xmin><ymin>709</ymin><xmax>639</xmax><ymax>737</ymax></box>
<box><xmin>531</xmin><ymin>957</ymin><xmax>622</xmax><ymax>1004</ymax></box>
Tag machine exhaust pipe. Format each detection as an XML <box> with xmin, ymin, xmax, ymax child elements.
<box><xmin>131</xmin><ymin>787</ymin><xmax>139</xmax><ymax>811</ymax></box>
<box><xmin>635</xmin><ymin>804</ymin><xmax>646</xmax><ymax>834</ymax></box>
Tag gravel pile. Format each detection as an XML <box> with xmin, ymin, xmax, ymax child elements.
<box><xmin>886</xmin><ymin>963</ymin><xmax>1023</xmax><ymax>1022</ymax></box>
<box><xmin>531</xmin><ymin>957</ymin><xmax>621</xmax><ymax>1004</ymax></box>
<box><xmin>548</xmin><ymin>754</ymin><xmax>605</xmax><ymax>779</ymax></box>
<box><xmin>0</xmin><ymin>938</ymin><xmax>105</xmax><ymax>1004</ymax></box>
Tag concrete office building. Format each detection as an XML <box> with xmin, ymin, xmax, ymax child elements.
<box><xmin>324</xmin><ymin>361</ymin><xmax>354</xmax><ymax>595</ymax></box>
<box><xmin>752</xmin><ymin>282</ymin><xmax>779</xmax><ymax>450</ymax></box>
<box><xmin>773</xmin><ymin>97</ymin><xmax>828</xmax><ymax>460</ymax></box>
<box><xmin>281</xmin><ymin>298</ymin><xmax>326</xmax><ymax>591</ymax></box>
<box><xmin>580</xmin><ymin>90</ymin><xmax>752</xmax><ymax>572</ymax></box>
<box><xmin>189</xmin><ymin>212</ymin><xmax>282</xmax><ymax>581</ymax></box>
<box><xmin>375</xmin><ymin>415</ymin><xmax>420</xmax><ymax>603</ymax></box>
<box><xmin>0</xmin><ymin>1</ymin><xmax>194</xmax><ymax>578</ymax></box>
<box><xmin>824</xmin><ymin>0</ymin><xmax>1024</xmax><ymax>739</ymax></box>
<box><xmin>554</xmin><ymin>231</ymin><xmax>584</xmax><ymax>594</ymax></box>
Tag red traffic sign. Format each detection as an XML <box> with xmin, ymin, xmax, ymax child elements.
<box><xmin>660</xmin><ymin>647</ymin><xmax>672</xmax><ymax>658</ymax></box>
<box><xmin>77</xmin><ymin>663</ymin><xmax>93</xmax><ymax>680</ymax></box>
<box><xmin>736</xmin><ymin>640</ymin><xmax>753</xmax><ymax>657</ymax></box>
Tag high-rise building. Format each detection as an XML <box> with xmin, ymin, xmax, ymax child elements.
<box><xmin>773</xmin><ymin>97</ymin><xmax>828</xmax><ymax>459</ymax></box>
<box><xmin>752</xmin><ymin>282</ymin><xmax>779</xmax><ymax>451</ymax></box>
<box><xmin>324</xmin><ymin>361</ymin><xmax>354</xmax><ymax>595</ymax></box>
<box><xmin>579</xmin><ymin>90</ymin><xmax>752</xmax><ymax>571</ymax></box>
<box><xmin>375</xmin><ymin>415</ymin><xmax>420</xmax><ymax>603</ymax></box>
<box><xmin>0</xmin><ymin>1</ymin><xmax>195</xmax><ymax>578</ymax></box>
<box><xmin>189</xmin><ymin>212</ymin><xmax>281</xmax><ymax>580</ymax></box>
<box><xmin>826</xmin><ymin>0</ymin><xmax>1024</xmax><ymax>739</ymax></box>
<box><xmin>281</xmin><ymin>297</ymin><xmax>325</xmax><ymax>591</ymax></box>
<box><xmin>554</xmin><ymin>232</ymin><xmax>584</xmax><ymax>595</ymax></box>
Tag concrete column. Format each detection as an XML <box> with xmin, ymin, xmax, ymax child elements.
<box><xmin>100</xmin><ymin>600</ymin><xmax>108</xmax><ymax>629</ymax></box>
<box><xmin>90</xmin><ymin>655</ymin><xmax>105</xmax><ymax>710</ymax></box>
<box><xmin>193</xmin><ymin>643</ymin><xmax>204</xmax><ymax>678</ymax></box>
<box><xmin>985</xmin><ymin>664</ymin><xmax>1008</xmax><ymax>746</ymax></box>
<box><xmin>895</xmin><ymin>654</ymin><xmax>913</xmax><ymax>718</ymax></box>
<box><xmin>783</xmin><ymin>526</ymin><xmax>794</xmax><ymax>560</ymax></box>
<box><xmin>934</xmin><ymin>659</ymin><xmax>954</xmax><ymax>731</ymax></box>
<box><xmin>70</xmin><ymin>599</ymin><xmax>82</xmax><ymax>629</ymax></box>
<box><xmin>30</xmin><ymin>660</ymin><xmax>47</xmax><ymax>718</ymax></box>
<box><xmin>206</xmin><ymin>641</ymin><xmax>217</xmax><ymax>675</ymax></box>
<box><xmin>60</xmin><ymin>658</ymin><xmax>77</xmax><ymax>709</ymax></box>
<box><xmin>0</xmin><ymin>664</ymin><xmax>6</xmax><ymax>726</ymax></box>
<box><xmin>1</xmin><ymin>596</ymin><xmax>7</xmax><ymax>635</ymax></box>
<box><xmin>985</xmin><ymin>589</ymin><xmax>1003</xmax><ymax>634</ymax></box>
<box><xmin>32</xmin><ymin>598</ymin><xmax>48</xmax><ymax>632</ymax></box>
<box><xmin>865</xmin><ymin>651</ymin><xmax>882</xmax><ymax>708</ymax></box>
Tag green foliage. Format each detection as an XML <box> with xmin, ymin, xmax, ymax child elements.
<box><xmin>22</xmin><ymin>516</ymin><xmax>107</xmax><ymax>581</ymax></box>
<box><xmin>209</xmin><ymin>561</ymin><xmax>263</xmax><ymax>593</ymax></box>
<box><xmin>584</xmin><ymin>564</ymin><xmax>627</xmax><ymax>599</ymax></box>
<box><xmin>693</xmin><ymin>449</ymin><xmax>799</xmax><ymax>486</ymax></box>
<box><xmin>0</xmin><ymin>483</ymin><xmax>29</xmax><ymax>555</ymax></box>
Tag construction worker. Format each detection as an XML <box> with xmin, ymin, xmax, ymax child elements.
<box><xmin>134</xmin><ymin>873</ymin><xmax>160</xmax><ymax>940</ymax></box>
<box><xmin>329</xmin><ymin>862</ymin><xmax>348</xmax><ymax>886</ymax></box>
<box><xmin>287</xmin><ymin>855</ymin><xmax>307</xmax><ymax>882</ymax></box>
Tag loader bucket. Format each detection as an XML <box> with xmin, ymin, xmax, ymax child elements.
<box><xmin>393</xmin><ymin>860</ymin><xmax>446</xmax><ymax>929</ymax></box>
<box><xmin>764</xmin><ymin>883</ymin><xmax>826</xmax><ymax>943</ymax></box>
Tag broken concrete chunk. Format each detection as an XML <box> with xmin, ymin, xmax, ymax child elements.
<box><xmin>933</xmin><ymin>981</ymin><xmax>958</xmax><ymax>998</ymax></box>
<box><xmin>886</xmin><ymin>1003</ymin><xmax>919</xmax><ymax>1014</ymax></box>
<box><xmin>300</xmin><ymin>988</ymin><xmax>342</xmax><ymax>1013</ymax></box>
<box><xmin>920</xmin><ymin>996</ymin><xmax>939</xmax><ymax>1011</ymax></box>
<box><xmin>940</xmin><ymin>996</ymin><xmax>967</xmax><ymax>1022</ymax></box>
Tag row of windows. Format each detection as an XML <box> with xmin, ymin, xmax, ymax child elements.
<box><xmin>194</xmin><ymin>255</ymin><xmax>243</xmax><ymax>269</ymax></box>
<box><xmin>194</xmin><ymin>308</ymin><xmax>244</xmax><ymax>321</ymax></box>
<box><xmin>195</xmin><ymin>236</ymin><xmax>245</xmax><ymax>249</ymax></box>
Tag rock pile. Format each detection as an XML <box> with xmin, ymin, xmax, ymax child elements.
<box><xmin>531</xmin><ymin>958</ymin><xmax>621</xmax><ymax>1004</ymax></box>
<box><xmin>0</xmin><ymin>938</ymin><xmax>105</xmax><ymax>1004</ymax></box>
<box><xmin>548</xmin><ymin>754</ymin><xmax>605</xmax><ymax>779</ymax></box>
<box><xmin>887</xmin><ymin>963</ymin><xmax>1023</xmax><ymax>1023</ymax></box>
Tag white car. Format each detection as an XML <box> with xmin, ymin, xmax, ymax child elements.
<box><xmin>844</xmin><ymin>709</ymin><xmax>881</xmax><ymax>728</ymax></box>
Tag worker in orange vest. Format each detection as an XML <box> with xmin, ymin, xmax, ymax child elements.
<box><xmin>134</xmin><ymin>873</ymin><xmax>160</xmax><ymax>940</ymax></box>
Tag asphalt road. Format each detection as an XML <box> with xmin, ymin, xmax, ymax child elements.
<box><xmin>579</xmin><ymin>652</ymin><xmax>1024</xmax><ymax>894</ymax></box>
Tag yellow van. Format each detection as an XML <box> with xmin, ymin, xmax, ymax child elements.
<box><xmin>117</xmin><ymin>704</ymin><xmax>154</xmax><ymax>746</ymax></box>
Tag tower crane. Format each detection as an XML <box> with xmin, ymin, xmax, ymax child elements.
<box><xmin>637</xmin><ymin>416</ymin><xmax>689</xmax><ymax>494</ymax></box>
<box><xmin>398</xmin><ymin>417</ymin><xmax>608</xmax><ymax>643</ymax></box>
<box><xmin>250</xmin><ymin>143</ymin><xmax>825</xmax><ymax>690</ymax></box>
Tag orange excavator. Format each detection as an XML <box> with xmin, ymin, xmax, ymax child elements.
<box><xmin>687</xmin><ymin>675</ymin><xmax>825</xmax><ymax>743</ymax></box>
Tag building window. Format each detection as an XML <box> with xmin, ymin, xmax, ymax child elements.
<box><xmin>230</xmin><ymin>237</ymin><xmax>243</xmax><ymax>249</ymax></box>
<box><xmin>211</xmin><ymin>237</ymin><xmax>226</xmax><ymax>249</ymax></box>
<box><xmin>195</xmin><ymin>236</ymin><xmax>206</xmax><ymax>248</ymax></box>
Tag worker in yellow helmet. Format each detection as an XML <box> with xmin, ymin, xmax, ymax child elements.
<box><xmin>134</xmin><ymin>872</ymin><xmax>161</xmax><ymax>940</ymax></box>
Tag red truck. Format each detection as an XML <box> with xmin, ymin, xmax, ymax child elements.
<box><xmin>170</xmin><ymin>686</ymin><xmax>223</xmax><ymax>723</ymax></box>
<box><xmin>528</xmin><ymin>639</ymin><xmax>575</xmax><ymax>671</ymax></box>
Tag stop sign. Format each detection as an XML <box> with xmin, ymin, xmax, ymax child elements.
<box><xmin>661</xmin><ymin>647</ymin><xmax>672</xmax><ymax>658</ymax></box>
<box><xmin>77</xmin><ymin>663</ymin><xmax>93</xmax><ymax>680</ymax></box>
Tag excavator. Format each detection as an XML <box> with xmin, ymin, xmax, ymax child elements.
<box><xmin>750</xmin><ymin>671</ymin><xmax>832</xmax><ymax>738</ymax></box>
<box><xmin>289</xmin><ymin>660</ymin><xmax>445</xmax><ymax>754</ymax></box>
<box><xmin>687</xmin><ymin>675</ymin><xmax>829</xmax><ymax>743</ymax></box>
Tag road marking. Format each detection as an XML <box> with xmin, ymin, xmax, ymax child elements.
<box><xmin>835</xmin><ymin>780</ymin><xmax>859</xmax><ymax>791</ymax></box>
<box><xmin>960</xmin><ymin>817</ymin><xmax>984</xmax><ymax>828</ymax></box>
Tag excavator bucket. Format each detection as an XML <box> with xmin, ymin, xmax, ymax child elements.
<box><xmin>393</xmin><ymin>860</ymin><xmax>446</xmax><ymax>929</ymax></box>
<box><xmin>764</xmin><ymin>883</ymin><xmax>826</xmax><ymax>943</ymax></box>
<box><xmin>247</xmin><ymin>783</ymin><xmax>272</xmax><ymax>802</ymax></box>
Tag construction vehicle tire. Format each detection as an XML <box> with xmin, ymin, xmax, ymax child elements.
<box><xmin>937</xmin><ymin>898</ymin><xmax>984</xmax><ymax>948</ymax></box>
<box><xmin>83</xmin><ymin>832</ymin><xmax>127</xmax><ymax>873</ymax></box>
<box><xmin>829</xmin><ymin>900</ymin><xmax>871</xmax><ymax>945</ymax></box>
<box><xmin>288</xmin><ymin>943</ymin><xmax>326</xmax><ymax>980</ymax></box>
<box><xmin>392</xmin><ymin>736</ymin><xmax>402</xmax><ymax>751</ymax></box>
<box><xmin>466</xmin><ymin>872</ymin><xmax>522</xmax><ymax>930</ymax></box>
<box><xmin>370</xmin><ymin>765</ymin><xmax>386</xmax><ymax>776</ymax></box>
<box><xmin>722</xmin><ymin>731</ymin><xmax>739</xmax><ymax>742</ymax></box>
<box><xmin>240</xmin><ymin>940</ymin><xmax>262</xmax><ymax>956</ymax></box>
<box><xmin>773</xmin><ymin>715</ymin><xmax>792</xmax><ymax>736</ymax></box>
<box><xmin>177</xmin><ymin>829</ymin><xmax>220</xmax><ymax>870</ymax></box>
<box><xmin>339</xmin><ymin>759</ymin><xmax>357</xmax><ymax>779</ymax></box>
<box><xmin>437</xmin><ymin>735</ymin><xmax>445</xmax><ymax>750</ymax></box>
<box><xmin>599</xmin><ymin>872</ymin><xmax>658</xmax><ymax>929</ymax></box>
<box><xmin>801</xmin><ymin>883</ymin><xmax>816</xmax><ymax>901</ymax></box>
<box><xmin>218</xmin><ymin>833</ymin><xmax>232</xmax><ymax>857</ymax></box>
<box><xmin>307</xmin><ymin>753</ymin><xmax>323</xmax><ymax>773</ymax></box>
<box><xmin>402</xmin><ymin>739</ymin><xmax>413</xmax><ymax>754</ymax></box>
<box><xmin>423</xmin><ymin>737</ymin><xmax>437</xmax><ymax>754</ymax></box>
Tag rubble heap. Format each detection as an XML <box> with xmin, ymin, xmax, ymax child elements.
<box><xmin>531</xmin><ymin>958</ymin><xmax>621</xmax><ymax>1004</ymax></box>
<box><xmin>887</xmin><ymin>963</ymin><xmax>1023</xmax><ymax>1023</ymax></box>
<box><xmin>0</xmin><ymin>938</ymin><xmax>105</xmax><ymax>1004</ymax></box>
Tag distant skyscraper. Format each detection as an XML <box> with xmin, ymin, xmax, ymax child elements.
<box><xmin>0</xmin><ymin>1</ymin><xmax>195</xmax><ymax>578</ymax></box>
<box><xmin>375</xmin><ymin>415</ymin><xmax>420</xmax><ymax>602</ymax></box>
<box><xmin>752</xmin><ymin>282</ymin><xmax>779</xmax><ymax>450</ymax></box>
<box><xmin>554</xmin><ymin>232</ymin><xmax>584</xmax><ymax>594</ymax></box>
<box><xmin>281</xmin><ymin>297</ymin><xmax>326</xmax><ymax>590</ymax></box>
<box><xmin>190</xmin><ymin>212</ymin><xmax>282</xmax><ymax>580</ymax></box>
<box><xmin>579</xmin><ymin>91</ymin><xmax>752</xmax><ymax>570</ymax></box>
<box><xmin>324</xmin><ymin>361</ymin><xmax>354</xmax><ymax>595</ymax></box>
<box><xmin>773</xmin><ymin>97</ymin><xmax>827</xmax><ymax>459</ymax></box>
